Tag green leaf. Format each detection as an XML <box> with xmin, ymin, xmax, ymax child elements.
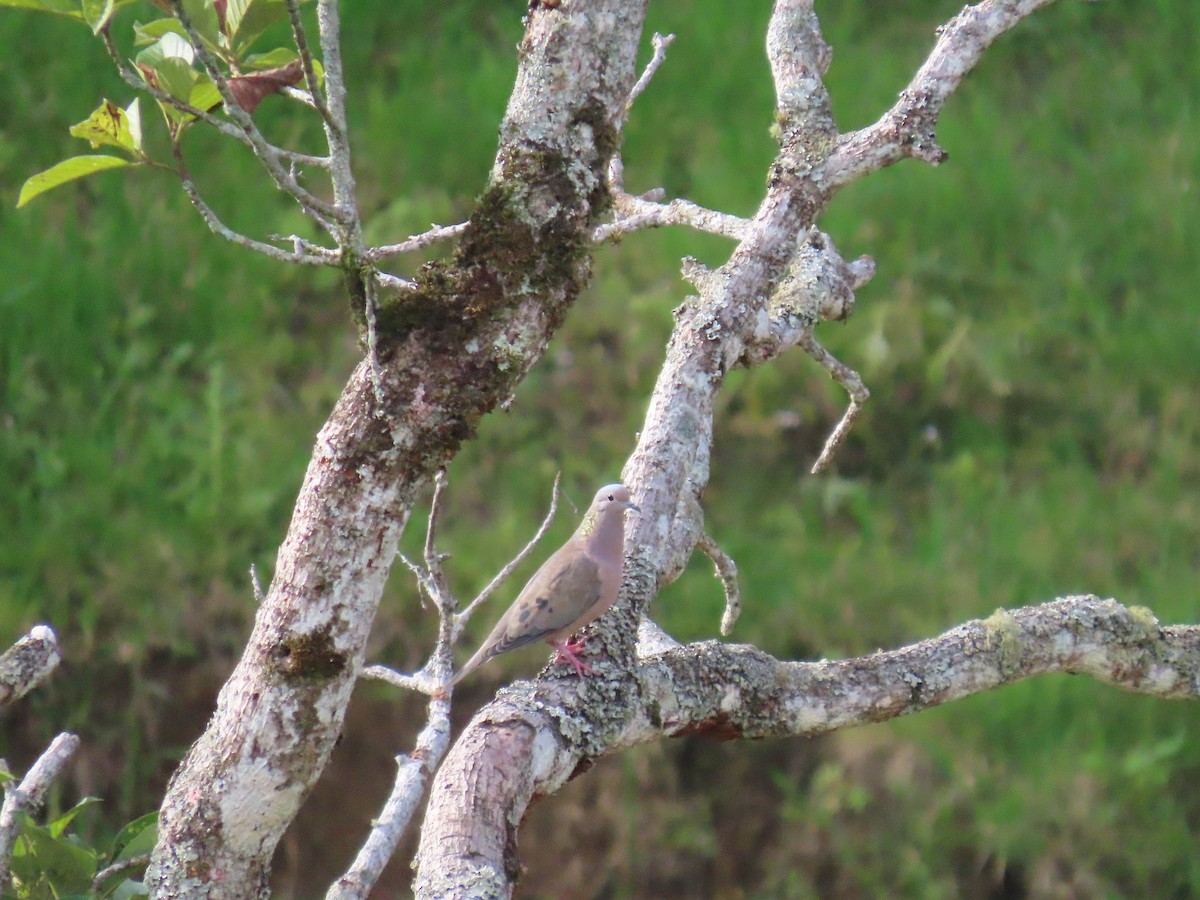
<box><xmin>180</xmin><ymin>0</ymin><xmax>220</xmax><ymax>49</ymax></box>
<box><xmin>222</xmin><ymin>0</ymin><xmax>250</xmax><ymax>40</ymax></box>
<box><xmin>233</xmin><ymin>0</ymin><xmax>294</xmax><ymax>52</ymax></box>
<box><xmin>132</xmin><ymin>17</ymin><xmax>188</xmax><ymax>47</ymax></box>
<box><xmin>188</xmin><ymin>75</ymin><xmax>222</xmax><ymax>113</ymax></box>
<box><xmin>68</xmin><ymin>98</ymin><xmax>140</xmax><ymax>153</ymax></box>
<box><xmin>136</xmin><ymin>31</ymin><xmax>195</xmax><ymax>68</ymax></box>
<box><xmin>242</xmin><ymin>45</ymin><xmax>294</xmax><ymax>69</ymax></box>
<box><xmin>17</xmin><ymin>155</ymin><xmax>134</xmax><ymax>207</ymax></box>
<box><xmin>16</xmin><ymin>818</ymin><xmax>98</xmax><ymax>894</ymax></box>
<box><xmin>0</xmin><ymin>0</ymin><xmax>87</xmax><ymax>20</ymax></box>
<box><xmin>110</xmin><ymin>811</ymin><xmax>157</xmax><ymax>860</ymax></box>
<box><xmin>46</xmin><ymin>796</ymin><xmax>101</xmax><ymax>839</ymax></box>
<box><xmin>82</xmin><ymin>0</ymin><xmax>114</xmax><ymax>32</ymax></box>
<box><xmin>126</xmin><ymin>98</ymin><xmax>143</xmax><ymax>151</ymax></box>
<box><xmin>0</xmin><ymin>0</ymin><xmax>138</xmax><ymax>25</ymax></box>
<box><xmin>154</xmin><ymin>56</ymin><xmax>198</xmax><ymax>102</ymax></box>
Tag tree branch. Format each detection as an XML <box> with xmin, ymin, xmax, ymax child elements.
<box><xmin>415</xmin><ymin>0</ymin><xmax>1078</xmax><ymax>891</ymax></box>
<box><xmin>414</xmin><ymin>597</ymin><xmax>1198</xmax><ymax>895</ymax></box>
<box><xmin>826</xmin><ymin>0</ymin><xmax>1056</xmax><ymax>188</ymax></box>
<box><xmin>147</xmin><ymin>3</ymin><xmax>650</xmax><ymax>892</ymax></box>
<box><xmin>0</xmin><ymin>733</ymin><xmax>81</xmax><ymax>891</ymax></box>
<box><xmin>0</xmin><ymin>626</ymin><xmax>60</xmax><ymax>708</ymax></box>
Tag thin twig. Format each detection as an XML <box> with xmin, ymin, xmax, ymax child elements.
<box><xmin>361</xmin><ymin>665</ymin><xmax>435</xmax><ymax>694</ymax></box>
<box><xmin>250</xmin><ymin>564</ymin><xmax>265</xmax><ymax>604</ymax></box>
<box><xmin>799</xmin><ymin>331</ymin><xmax>870</xmax><ymax>473</ymax></box>
<box><xmin>373</xmin><ymin>271</ymin><xmax>418</xmax><ymax>292</ymax></box>
<box><xmin>363</xmin><ymin>275</ymin><xmax>386</xmax><ymax>407</ymax></box>
<box><xmin>92</xmin><ymin>853</ymin><xmax>152</xmax><ymax>892</ymax></box>
<box><xmin>452</xmin><ymin>474</ymin><xmax>562</xmax><ymax>635</ymax></box>
<box><xmin>285</xmin><ymin>0</ymin><xmax>336</xmax><ymax>129</ymax></box>
<box><xmin>623</xmin><ymin>32</ymin><xmax>675</xmax><ymax>123</ymax></box>
<box><xmin>423</xmin><ymin>470</ymin><xmax>450</xmax><ymax>579</ymax></box>
<box><xmin>697</xmin><ymin>533</ymin><xmax>742</xmax><ymax>636</ymax></box>
<box><xmin>172</xmin><ymin>145</ymin><xmax>338</xmax><ymax>266</ymax></box>
<box><xmin>366</xmin><ymin>222</ymin><xmax>471</xmax><ymax>262</ymax></box>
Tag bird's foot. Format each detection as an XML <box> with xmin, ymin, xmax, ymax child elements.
<box><xmin>551</xmin><ymin>638</ymin><xmax>594</xmax><ymax>677</ymax></box>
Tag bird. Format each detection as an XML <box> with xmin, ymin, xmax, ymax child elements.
<box><xmin>452</xmin><ymin>483</ymin><xmax>640</xmax><ymax>684</ymax></box>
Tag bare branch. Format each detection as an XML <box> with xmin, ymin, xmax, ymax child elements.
<box><xmin>314</xmin><ymin>0</ymin><xmax>360</xmax><ymax>239</ymax></box>
<box><xmin>826</xmin><ymin>0</ymin><xmax>1057</xmax><ymax>188</ymax></box>
<box><xmin>453</xmin><ymin>474</ymin><xmax>562</xmax><ymax>636</ymax></box>
<box><xmin>623</xmin><ymin>32</ymin><xmax>675</xmax><ymax>122</ymax></box>
<box><xmin>363</xmin><ymin>276</ymin><xmax>386</xmax><ymax>407</ymax></box>
<box><xmin>422</xmin><ymin>469</ymin><xmax>456</xmax><ymax>610</ymax></box>
<box><xmin>366</xmin><ymin>223</ymin><xmax>471</xmax><ymax>262</ymax></box>
<box><xmin>373</xmin><ymin>271</ymin><xmax>418</xmax><ymax>292</ymax></box>
<box><xmin>172</xmin><ymin>145</ymin><xmax>338</xmax><ymax>266</ymax></box>
<box><xmin>92</xmin><ymin>853</ymin><xmax>152</xmax><ymax>893</ymax></box>
<box><xmin>594</xmin><ymin>193</ymin><xmax>750</xmax><ymax>243</ymax></box>
<box><xmin>361</xmin><ymin>664</ymin><xmax>436</xmax><ymax>695</ymax></box>
<box><xmin>285</xmin><ymin>0</ymin><xmax>336</xmax><ymax>129</ymax></box>
<box><xmin>0</xmin><ymin>626</ymin><xmax>61</xmax><ymax>709</ymax></box>
<box><xmin>416</xmin><ymin>598</ymin><xmax>1197</xmax><ymax>895</ymax></box>
<box><xmin>0</xmin><ymin>733</ymin><xmax>81</xmax><ymax>890</ymax></box>
<box><xmin>798</xmin><ymin>331</ymin><xmax>870</xmax><ymax>473</ymax></box>
<box><xmin>327</xmin><ymin>697</ymin><xmax>451</xmax><ymax>899</ymax></box>
<box><xmin>696</xmin><ymin>533</ymin><xmax>741</xmax><ymax>636</ymax></box>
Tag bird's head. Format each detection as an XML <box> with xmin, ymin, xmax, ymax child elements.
<box><xmin>592</xmin><ymin>483</ymin><xmax>640</xmax><ymax>516</ymax></box>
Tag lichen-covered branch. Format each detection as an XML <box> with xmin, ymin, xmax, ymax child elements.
<box><xmin>696</xmin><ymin>533</ymin><xmax>741</xmax><ymax>636</ymax></box>
<box><xmin>414</xmin><ymin>0</ymin><xmax>1096</xmax><ymax>892</ymax></box>
<box><xmin>146</xmin><ymin>2</ymin><xmax>649</xmax><ymax>894</ymax></box>
<box><xmin>415</xmin><ymin>597</ymin><xmax>1198</xmax><ymax>896</ymax></box>
<box><xmin>594</xmin><ymin>193</ymin><xmax>750</xmax><ymax>243</ymax></box>
<box><xmin>0</xmin><ymin>626</ymin><xmax>60</xmax><ymax>708</ymax></box>
<box><xmin>623</xmin><ymin>597</ymin><xmax>1199</xmax><ymax>745</ymax></box>
<box><xmin>826</xmin><ymin>0</ymin><xmax>1056</xmax><ymax>188</ymax></box>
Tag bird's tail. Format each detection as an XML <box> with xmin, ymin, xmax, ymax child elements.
<box><xmin>451</xmin><ymin>643</ymin><xmax>492</xmax><ymax>685</ymax></box>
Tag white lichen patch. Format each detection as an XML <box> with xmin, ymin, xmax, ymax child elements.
<box><xmin>219</xmin><ymin>759</ymin><xmax>305</xmax><ymax>852</ymax></box>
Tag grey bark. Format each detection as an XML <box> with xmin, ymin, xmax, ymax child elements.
<box><xmin>412</xmin><ymin>1</ymin><xmax>1199</xmax><ymax>896</ymax></box>
<box><xmin>146</xmin><ymin>2</ymin><xmax>648</xmax><ymax>895</ymax></box>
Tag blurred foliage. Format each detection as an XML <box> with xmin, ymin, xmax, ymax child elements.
<box><xmin>1</xmin><ymin>0</ymin><xmax>1198</xmax><ymax>895</ymax></box>
<box><xmin>2</xmin><ymin>791</ymin><xmax>153</xmax><ymax>899</ymax></box>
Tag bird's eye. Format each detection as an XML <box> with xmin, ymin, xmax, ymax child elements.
<box><xmin>607</xmin><ymin>494</ymin><xmax>614</xmax><ymax>501</ymax></box>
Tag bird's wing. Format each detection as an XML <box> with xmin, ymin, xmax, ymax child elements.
<box><xmin>487</xmin><ymin>548</ymin><xmax>602</xmax><ymax>655</ymax></box>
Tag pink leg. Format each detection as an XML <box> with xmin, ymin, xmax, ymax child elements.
<box><xmin>550</xmin><ymin>636</ymin><xmax>594</xmax><ymax>677</ymax></box>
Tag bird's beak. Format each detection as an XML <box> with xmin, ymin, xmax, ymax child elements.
<box><xmin>626</xmin><ymin>500</ymin><xmax>641</xmax><ymax>513</ymax></box>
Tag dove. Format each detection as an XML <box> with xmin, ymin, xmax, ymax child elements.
<box><xmin>453</xmin><ymin>483</ymin><xmax>640</xmax><ymax>683</ymax></box>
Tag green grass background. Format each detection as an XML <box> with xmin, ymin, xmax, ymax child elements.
<box><xmin>1</xmin><ymin>0</ymin><xmax>1198</xmax><ymax>895</ymax></box>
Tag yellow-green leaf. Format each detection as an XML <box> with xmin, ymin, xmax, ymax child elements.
<box><xmin>68</xmin><ymin>98</ymin><xmax>140</xmax><ymax>153</ymax></box>
<box><xmin>17</xmin><ymin>155</ymin><xmax>133</xmax><ymax>207</ymax></box>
